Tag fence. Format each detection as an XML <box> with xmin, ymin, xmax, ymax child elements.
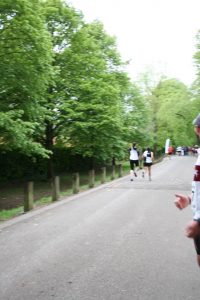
<box><xmin>24</xmin><ymin>164</ymin><xmax>123</xmax><ymax>212</ymax></box>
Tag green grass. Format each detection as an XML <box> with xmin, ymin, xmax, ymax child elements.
<box><xmin>0</xmin><ymin>207</ymin><xmax>24</xmax><ymax>221</ymax></box>
<box><xmin>34</xmin><ymin>196</ymin><xmax>52</xmax><ymax>206</ymax></box>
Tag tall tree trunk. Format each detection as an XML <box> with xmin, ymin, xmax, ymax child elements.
<box><xmin>45</xmin><ymin>121</ymin><xmax>54</xmax><ymax>179</ymax></box>
<box><xmin>112</xmin><ymin>157</ymin><xmax>116</xmax><ymax>166</ymax></box>
<box><xmin>89</xmin><ymin>157</ymin><xmax>95</xmax><ymax>170</ymax></box>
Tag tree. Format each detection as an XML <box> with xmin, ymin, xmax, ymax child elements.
<box><xmin>150</xmin><ymin>79</ymin><xmax>195</xmax><ymax>151</ymax></box>
<box><xmin>191</xmin><ymin>30</ymin><xmax>200</xmax><ymax>121</ymax></box>
<box><xmin>58</xmin><ymin>21</ymin><xmax>132</xmax><ymax>165</ymax></box>
<box><xmin>135</xmin><ymin>68</ymin><xmax>167</xmax><ymax>153</ymax></box>
<box><xmin>0</xmin><ymin>0</ymin><xmax>53</xmax><ymax>156</ymax></box>
<box><xmin>39</xmin><ymin>0</ymin><xmax>83</xmax><ymax>176</ymax></box>
<box><xmin>123</xmin><ymin>84</ymin><xmax>149</xmax><ymax>148</ymax></box>
<box><xmin>40</xmin><ymin>0</ymin><xmax>134</xmax><ymax>174</ymax></box>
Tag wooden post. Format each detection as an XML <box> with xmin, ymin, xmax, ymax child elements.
<box><xmin>72</xmin><ymin>172</ymin><xmax>79</xmax><ymax>194</ymax></box>
<box><xmin>111</xmin><ymin>165</ymin><xmax>115</xmax><ymax>180</ymax></box>
<box><xmin>24</xmin><ymin>181</ymin><xmax>34</xmax><ymax>212</ymax></box>
<box><xmin>118</xmin><ymin>164</ymin><xmax>123</xmax><ymax>177</ymax></box>
<box><xmin>52</xmin><ymin>176</ymin><xmax>60</xmax><ymax>201</ymax></box>
<box><xmin>101</xmin><ymin>167</ymin><xmax>106</xmax><ymax>184</ymax></box>
<box><xmin>89</xmin><ymin>170</ymin><xmax>95</xmax><ymax>188</ymax></box>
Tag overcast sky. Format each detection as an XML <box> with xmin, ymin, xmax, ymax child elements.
<box><xmin>68</xmin><ymin>0</ymin><xmax>200</xmax><ymax>86</ymax></box>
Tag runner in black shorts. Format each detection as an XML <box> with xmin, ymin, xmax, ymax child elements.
<box><xmin>129</xmin><ymin>143</ymin><xmax>139</xmax><ymax>181</ymax></box>
<box><xmin>130</xmin><ymin>159</ymin><xmax>139</xmax><ymax>170</ymax></box>
<box><xmin>142</xmin><ymin>147</ymin><xmax>154</xmax><ymax>181</ymax></box>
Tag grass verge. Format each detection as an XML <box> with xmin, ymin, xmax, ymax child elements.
<box><xmin>0</xmin><ymin>163</ymin><xmax>130</xmax><ymax>222</ymax></box>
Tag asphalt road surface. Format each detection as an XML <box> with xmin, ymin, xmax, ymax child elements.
<box><xmin>0</xmin><ymin>156</ymin><xmax>200</xmax><ymax>300</ymax></box>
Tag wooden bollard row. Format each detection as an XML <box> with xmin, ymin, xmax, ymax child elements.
<box><xmin>23</xmin><ymin>164</ymin><xmax>123</xmax><ymax>212</ymax></box>
<box><xmin>24</xmin><ymin>181</ymin><xmax>34</xmax><ymax>212</ymax></box>
<box><xmin>24</xmin><ymin>176</ymin><xmax>60</xmax><ymax>212</ymax></box>
<box><xmin>52</xmin><ymin>175</ymin><xmax>60</xmax><ymax>202</ymax></box>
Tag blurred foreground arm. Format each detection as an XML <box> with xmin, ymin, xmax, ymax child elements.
<box><xmin>174</xmin><ymin>194</ymin><xmax>191</xmax><ymax>210</ymax></box>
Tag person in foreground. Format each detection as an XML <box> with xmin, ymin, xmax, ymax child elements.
<box><xmin>175</xmin><ymin>113</ymin><xmax>200</xmax><ymax>267</ymax></box>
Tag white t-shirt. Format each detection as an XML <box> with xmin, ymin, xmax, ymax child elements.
<box><xmin>191</xmin><ymin>153</ymin><xmax>200</xmax><ymax>221</ymax></box>
<box><xmin>143</xmin><ymin>150</ymin><xmax>152</xmax><ymax>163</ymax></box>
<box><xmin>130</xmin><ymin>148</ymin><xmax>139</xmax><ymax>160</ymax></box>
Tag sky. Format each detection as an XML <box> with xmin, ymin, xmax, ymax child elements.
<box><xmin>68</xmin><ymin>0</ymin><xmax>200</xmax><ymax>86</ymax></box>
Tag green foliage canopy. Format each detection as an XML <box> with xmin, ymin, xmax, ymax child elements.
<box><xmin>0</xmin><ymin>0</ymin><xmax>53</xmax><ymax>156</ymax></box>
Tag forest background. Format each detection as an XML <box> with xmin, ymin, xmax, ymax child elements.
<box><xmin>0</xmin><ymin>0</ymin><xmax>200</xmax><ymax>213</ymax></box>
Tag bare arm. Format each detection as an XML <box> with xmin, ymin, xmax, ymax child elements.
<box><xmin>174</xmin><ymin>194</ymin><xmax>191</xmax><ymax>209</ymax></box>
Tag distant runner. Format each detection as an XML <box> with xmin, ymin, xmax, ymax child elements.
<box><xmin>142</xmin><ymin>147</ymin><xmax>154</xmax><ymax>181</ymax></box>
<box><xmin>129</xmin><ymin>143</ymin><xmax>140</xmax><ymax>181</ymax></box>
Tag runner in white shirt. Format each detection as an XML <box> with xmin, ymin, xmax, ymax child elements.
<box><xmin>129</xmin><ymin>143</ymin><xmax>140</xmax><ymax>181</ymax></box>
<box><xmin>142</xmin><ymin>147</ymin><xmax>154</xmax><ymax>181</ymax></box>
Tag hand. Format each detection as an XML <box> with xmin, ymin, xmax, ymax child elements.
<box><xmin>185</xmin><ymin>220</ymin><xmax>200</xmax><ymax>238</ymax></box>
<box><xmin>174</xmin><ymin>194</ymin><xmax>190</xmax><ymax>210</ymax></box>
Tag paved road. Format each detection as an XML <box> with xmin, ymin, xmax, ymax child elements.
<box><xmin>0</xmin><ymin>156</ymin><xmax>199</xmax><ymax>300</ymax></box>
